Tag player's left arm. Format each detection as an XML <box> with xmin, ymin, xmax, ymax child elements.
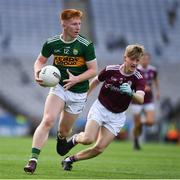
<box><xmin>77</xmin><ymin>59</ymin><xmax>98</xmax><ymax>82</ymax></box>
<box><xmin>132</xmin><ymin>90</ymin><xmax>145</xmax><ymax>104</ymax></box>
<box><xmin>120</xmin><ymin>83</ymin><xmax>145</xmax><ymax>104</ymax></box>
<box><xmin>63</xmin><ymin>59</ymin><xmax>98</xmax><ymax>90</ymax></box>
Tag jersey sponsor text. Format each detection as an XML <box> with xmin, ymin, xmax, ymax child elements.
<box><xmin>54</xmin><ymin>55</ymin><xmax>85</xmax><ymax>67</ymax></box>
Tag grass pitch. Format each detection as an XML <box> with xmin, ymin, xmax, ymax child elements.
<box><xmin>0</xmin><ymin>137</ymin><xmax>180</xmax><ymax>179</ymax></box>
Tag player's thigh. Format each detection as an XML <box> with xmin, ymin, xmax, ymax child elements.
<box><xmin>59</xmin><ymin>111</ymin><xmax>79</xmax><ymax>132</ymax></box>
<box><xmin>43</xmin><ymin>94</ymin><xmax>65</xmax><ymax>122</ymax></box>
<box><xmin>84</xmin><ymin>120</ymin><xmax>100</xmax><ymax>141</ymax></box>
<box><xmin>144</xmin><ymin>103</ymin><xmax>155</xmax><ymax>123</ymax></box>
<box><xmin>131</xmin><ymin>104</ymin><xmax>142</xmax><ymax>124</ymax></box>
<box><xmin>65</xmin><ymin>90</ymin><xmax>87</xmax><ymax>114</ymax></box>
<box><xmin>145</xmin><ymin>110</ymin><xmax>155</xmax><ymax>124</ymax></box>
<box><xmin>134</xmin><ymin>114</ymin><xmax>142</xmax><ymax>125</ymax></box>
<box><xmin>95</xmin><ymin>127</ymin><xmax>115</xmax><ymax>150</ymax></box>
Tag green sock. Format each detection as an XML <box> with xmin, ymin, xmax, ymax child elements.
<box><xmin>31</xmin><ymin>148</ymin><xmax>41</xmax><ymax>160</ymax></box>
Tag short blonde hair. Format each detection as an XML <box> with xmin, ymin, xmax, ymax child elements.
<box><xmin>125</xmin><ymin>44</ymin><xmax>145</xmax><ymax>59</ymax></box>
<box><xmin>60</xmin><ymin>9</ymin><xmax>83</xmax><ymax>20</ymax></box>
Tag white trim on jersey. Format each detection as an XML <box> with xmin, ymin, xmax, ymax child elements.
<box><xmin>136</xmin><ymin>90</ymin><xmax>145</xmax><ymax>96</ymax></box>
<box><xmin>106</xmin><ymin>64</ymin><xmax>120</xmax><ymax>71</ymax></box>
<box><xmin>104</xmin><ymin>64</ymin><xmax>143</xmax><ymax>80</ymax></box>
<box><xmin>119</xmin><ymin>64</ymin><xmax>136</xmax><ymax>77</ymax></box>
<box><xmin>134</xmin><ymin>70</ymin><xmax>143</xmax><ymax>79</ymax></box>
<box><xmin>77</xmin><ymin>35</ymin><xmax>90</xmax><ymax>46</ymax></box>
<box><xmin>86</xmin><ymin>58</ymin><xmax>97</xmax><ymax>63</ymax></box>
<box><xmin>59</xmin><ymin>34</ymin><xmax>77</xmax><ymax>44</ymax></box>
<box><xmin>47</xmin><ymin>35</ymin><xmax>60</xmax><ymax>44</ymax></box>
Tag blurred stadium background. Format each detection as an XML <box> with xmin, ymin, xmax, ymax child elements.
<box><xmin>0</xmin><ymin>0</ymin><xmax>180</xmax><ymax>143</ymax></box>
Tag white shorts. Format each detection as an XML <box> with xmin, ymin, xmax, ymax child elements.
<box><xmin>49</xmin><ymin>84</ymin><xmax>87</xmax><ymax>114</ymax></box>
<box><xmin>87</xmin><ymin>99</ymin><xmax>126</xmax><ymax>136</ymax></box>
<box><xmin>131</xmin><ymin>103</ymin><xmax>155</xmax><ymax>114</ymax></box>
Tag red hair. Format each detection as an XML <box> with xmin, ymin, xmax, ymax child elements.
<box><xmin>60</xmin><ymin>9</ymin><xmax>83</xmax><ymax>20</ymax></box>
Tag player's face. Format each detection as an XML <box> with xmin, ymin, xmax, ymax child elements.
<box><xmin>63</xmin><ymin>17</ymin><xmax>81</xmax><ymax>40</ymax></box>
<box><xmin>140</xmin><ymin>55</ymin><xmax>150</xmax><ymax>68</ymax></box>
<box><xmin>124</xmin><ymin>56</ymin><xmax>140</xmax><ymax>73</ymax></box>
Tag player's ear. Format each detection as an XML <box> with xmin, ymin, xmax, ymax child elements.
<box><xmin>61</xmin><ymin>20</ymin><xmax>66</xmax><ymax>28</ymax></box>
<box><xmin>123</xmin><ymin>55</ymin><xmax>126</xmax><ymax>62</ymax></box>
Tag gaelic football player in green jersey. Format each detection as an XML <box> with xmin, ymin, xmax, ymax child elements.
<box><xmin>24</xmin><ymin>9</ymin><xmax>98</xmax><ymax>174</ymax></box>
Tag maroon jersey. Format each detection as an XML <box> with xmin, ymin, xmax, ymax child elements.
<box><xmin>138</xmin><ymin>64</ymin><xmax>157</xmax><ymax>103</ymax></box>
<box><xmin>98</xmin><ymin>64</ymin><xmax>145</xmax><ymax>113</ymax></box>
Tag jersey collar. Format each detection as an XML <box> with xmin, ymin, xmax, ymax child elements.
<box><xmin>119</xmin><ymin>64</ymin><xmax>135</xmax><ymax>76</ymax></box>
<box><xmin>60</xmin><ymin>34</ymin><xmax>77</xmax><ymax>44</ymax></box>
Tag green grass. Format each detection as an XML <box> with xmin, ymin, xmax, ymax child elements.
<box><xmin>0</xmin><ymin>137</ymin><xmax>180</xmax><ymax>179</ymax></box>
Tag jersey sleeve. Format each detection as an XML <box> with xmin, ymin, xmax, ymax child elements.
<box><xmin>41</xmin><ymin>41</ymin><xmax>53</xmax><ymax>58</ymax></box>
<box><xmin>153</xmin><ymin>69</ymin><xmax>158</xmax><ymax>80</ymax></box>
<box><xmin>84</xmin><ymin>42</ymin><xmax>96</xmax><ymax>62</ymax></box>
<box><xmin>136</xmin><ymin>77</ymin><xmax>146</xmax><ymax>92</ymax></box>
<box><xmin>98</xmin><ymin>67</ymin><xmax>112</xmax><ymax>82</ymax></box>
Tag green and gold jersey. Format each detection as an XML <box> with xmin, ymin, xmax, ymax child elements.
<box><xmin>41</xmin><ymin>34</ymin><xmax>96</xmax><ymax>93</ymax></box>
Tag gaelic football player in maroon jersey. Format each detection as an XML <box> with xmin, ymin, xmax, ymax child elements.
<box><xmin>131</xmin><ymin>53</ymin><xmax>160</xmax><ymax>150</ymax></box>
<box><xmin>61</xmin><ymin>44</ymin><xmax>146</xmax><ymax>171</ymax></box>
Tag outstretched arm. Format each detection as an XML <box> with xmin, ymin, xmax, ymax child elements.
<box><xmin>87</xmin><ymin>76</ymin><xmax>101</xmax><ymax>96</ymax></box>
<box><xmin>63</xmin><ymin>60</ymin><xmax>98</xmax><ymax>90</ymax></box>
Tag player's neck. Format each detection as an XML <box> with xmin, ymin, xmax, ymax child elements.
<box><xmin>61</xmin><ymin>33</ymin><xmax>76</xmax><ymax>42</ymax></box>
<box><xmin>122</xmin><ymin>64</ymin><xmax>133</xmax><ymax>74</ymax></box>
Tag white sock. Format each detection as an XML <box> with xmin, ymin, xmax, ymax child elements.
<box><xmin>72</xmin><ymin>134</ymin><xmax>77</xmax><ymax>145</ymax></box>
<box><xmin>65</xmin><ymin>157</ymin><xmax>71</xmax><ymax>162</ymax></box>
<box><xmin>29</xmin><ymin>158</ymin><xmax>38</xmax><ymax>163</ymax></box>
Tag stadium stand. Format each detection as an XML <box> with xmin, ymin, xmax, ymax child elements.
<box><xmin>90</xmin><ymin>0</ymin><xmax>180</xmax><ymax>64</ymax></box>
<box><xmin>0</xmin><ymin>0</ymin><xmax>64</xmax><ymax>120</ymax></box>
<box><xmin>0</xmin><ymin>0</ymin><xmax>180</xmax><ymax>135</ymax></box>
<box><xmin>0</xmin><ymin>0</ymin><xmax>63</xmax><ymax>55</ymax></box>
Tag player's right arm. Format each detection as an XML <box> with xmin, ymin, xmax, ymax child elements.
<box><xmin>87</xmin><ymin>76</ymin><xmax>100</xmax><ymax>96</ymax></box>
<box><xmin>34</xmin><ymin>53</ymin><xmax>48</xmax><ymax>84</ymax></box>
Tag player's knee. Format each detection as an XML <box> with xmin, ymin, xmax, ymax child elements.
<box><xmin>93</xmin><ymin>145</ymin><xmax>105</xmax><ymax>155</ymax></box>
<box><xmin>82</xmin><ymin>136</ymin><xmax>95</xmax><ymax>145</ymax></box>
<box><xmin>147</xmin><ymin>122</ymin><xmax>154</xmax><ymax>126</ymax></box>
<box><xmin>146</xmin><ymin>119</ymin><xmax>154</xmax><ymax>126</ymax></box>
<box><xmin>134</xmin><ymin>120</ymin><xmax>141</xmax><ymax>127</ymax></box>
<box><xmin>58</xmin><ymin>131</ymin><xmax>68</xmax><ymax>138</ymax></box>
<box><xmin>42</xmin><ymin>115</ymin><xmax>55</xmax><ymax>129</ymax></box>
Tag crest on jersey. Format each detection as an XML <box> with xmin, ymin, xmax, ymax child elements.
<box><xmin>127</xmin><ymin>81</ymin><xmax>132</xmax><ymax>86</ymax></box>
<box><xmin>119</xmin><ymin>78</ymin><xmax>123</xmax><ymax>84</ymax></box>
<box><xmin>73</xmin><ymin>49</ymin><xmax>78</xmax><ymax>55</ymax></box>
<box><xmin>64</xmin><ymin>47</ymin><xmax>70</xmax><ymax>54</ymax></box>
<box><xmin>111</xmin><ymin>76</ymin><xmax>118</xmax><ymax>81</ymax></box>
